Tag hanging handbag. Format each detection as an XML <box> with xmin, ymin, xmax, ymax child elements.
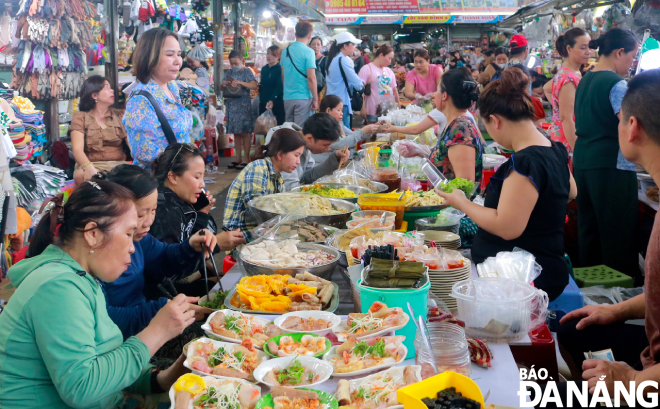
<box><xmin>338</xmin><ymin>57</ymin><xmax>363</xmax><ymax>112</ymax></box>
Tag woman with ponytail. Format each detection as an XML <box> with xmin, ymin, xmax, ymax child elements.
<box><xmin>0</xmin><ymin>181</ymin><xmax>194</xmax><ymax>408</ymax></box>
<box><xmin>549</xmin><ymin>27</ymin><xmax>591</xmax><ymax>153</ymax></box>
<box><xmin>385</xmin><ymin>67</ymin><xmax>484</xmax><ymax>189</ymax></box>
<box><xmin>224</xmin><ymin>128</ymin><xmax>306</xmax><ymax>240</ymax></box>
<box><xmin>573</xmin><ymin>28</ymin><xmax>640</xmax><ymax>278</ymax></box>
<box><xmin>437</xmin><ymin>68</ymin><xmax>577</xmax><ymax>301</ymax></box>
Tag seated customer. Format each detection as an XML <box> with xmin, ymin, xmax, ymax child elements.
<box><xmin>0</xmin><ymin>181</ymin><xmax>194</xmax><ymax>408</ymax></box>
<box><xmin>97</xmin><ymin>165</ymin><xmax>215</xmax><ymax>339</ymax></box>
<box><xmin>436</xmin><ymin>68</ymin><xmax>576</xmax><ymax>301</ymax></box>
<box><xmin>280</xmin><ymin>112</ymin><xmax>349</xmax><ymax>190</ymax></box>
<box><xmin>71</xmin><ymin>75</ymin><xmax>131</xmax><ymax>184</ymax></box>
<box><xmin>552</xmin><ymin>71</ymin><xmax>660</xmax><ymax>407</ymax></box>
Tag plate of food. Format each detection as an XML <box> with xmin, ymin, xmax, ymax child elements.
<box><xmin>322</xmin><ymin>336</ymin><xmax>407</xmax><ymax>377</ymax></box>
<box><xmin>332</xmin><ymin>302</ymin><xmax>410</xmax><ymax>341</ymax></box>
<box><xmin>253</xmin><ymin>356</ymin><xmax>333</xmax><ymax>389</ymax></box>
<box><xmin>225</xmin><ymin>273</ymin><xmax>339</xmax><ymax>314</ymax></box>
<box><xmin>169</xmin><ymin>374</ymin><xmax>261</xmax><ymax>409</ymax></box>
<box><xmin>183</xmin><ymin>338</ymin><xmax>269</xmax><ymax>381</ymax></box>
<box><xmin>404</xmin><ymin>190</ymin><xmax>448</xmax><ymax>212</ymax></box>
<box><xmin>238</xmin><ymin>241</ymin><xmax>341</xmax><ymax>279</ymax></box>
<box><xmin>273</xmin><ymin>311</ymin><xmax>342</xmax><ymax>336</ymax></box>
<box><xmin>254</xmin><ymin>386</ymin><xmax>338</xmax><ymax>409</ymax></box>
<box><xmin>335</xmin><ymin>365</ymin><xmax>422</xmax><ymax>409</ymax></box>
<box><xmin>202</xmin><ymin>310</ymin><xmax>282</xmax><ymax>348</ymax></box>
<box><xmin>263</xmin><ymin>333</ymin><xmax>331</xmax><ymax>358</ymax></box>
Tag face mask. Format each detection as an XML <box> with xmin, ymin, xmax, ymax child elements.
<box><xmin>497</xmin><ymin>63</ymin><xmax>506</xmax><ymax>69</ymax></box>
<box><xmin>231</xmin><ymin>65</ymin><xmax>242</xmax><ymax>72</ymax></box>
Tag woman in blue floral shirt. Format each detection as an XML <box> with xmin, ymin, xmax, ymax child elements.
<box><xmin>123</xmin><ymin>28</ymin><xmax>193</xmax><ymax>168</ymax></box>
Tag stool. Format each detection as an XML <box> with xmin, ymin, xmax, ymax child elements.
<box><xmin>573</xmin><ymin>265</ymin><xmax>634</xmax><ymax>289</ymax></box>
<box><xmin>547</xmin><ymin>276</ymin><xmax>584</xmax><ymax>331</ymax></box>
<box><xmin>510</xmin><ymin>323</ymin><xmax>559</xmax><ymax>382</ymax></box>
<box><xmin>222</xmin><ymin>254</ymin><xmax>236</xmax><ymax>274</ymax></box>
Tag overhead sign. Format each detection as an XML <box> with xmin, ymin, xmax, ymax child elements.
<box><xmin>324</xmin><ymin>0</ymin><xmax>518</xmax><ymax>13</ymax></box>
<box><xmin>326</xmin><ymin>14</ymin><xmax>505</xmax><ymax>24</ymax></box>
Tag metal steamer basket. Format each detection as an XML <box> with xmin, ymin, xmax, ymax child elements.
<box><xmin>247</xmin><ymin>194</ymin><xmax>358</xmax><ymax>228</ymax></box>
<box><xmin>237</xmin><ymin>242</ymin><xmax>341</xmax><ymax>280</ymax></box>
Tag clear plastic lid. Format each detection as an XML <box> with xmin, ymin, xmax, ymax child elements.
<box><xmin>421</xmin><ymin>158</ymin><xmax>448</xmax><ymax>188</ymax></box>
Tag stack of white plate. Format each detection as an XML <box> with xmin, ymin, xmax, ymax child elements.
<box><xmin>422</xmin><ymin>231</ymin><xmax>461</xmax><ymax>250</ymax></box>
<box><xmin>428</xmin><ymin>259</ymin><xmax>471</xmax><ymax>310</ymax></box>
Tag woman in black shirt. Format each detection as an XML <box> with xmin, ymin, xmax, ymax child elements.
<box><xmin>259</xmin><ymin>45</ymin><xmax>285</xmax><ymax>125</ymax></box>
<box><xmin>436</xmin><ymin>68</ymin><xmax>577</xmax><ymax>300</ymax></box>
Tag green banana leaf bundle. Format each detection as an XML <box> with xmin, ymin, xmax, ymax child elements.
<box><xmin>366</xmin><ymin>258</ymin><xmax>426</xmax><ymax>279</ymax></box>
<box><xmin>362</xmin><ymin>276</ymin><xmax>422</xmax><ymax>288</ymax></box>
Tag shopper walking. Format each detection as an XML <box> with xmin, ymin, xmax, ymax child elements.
<box><xmin>573</xmin><ymin>28</ymin><xmax>640</xmax><ymax>278</ymax></box>
<box><xmin>124</xmin><ymin>28</ymin><xmax>192</xmax><ymax>168</ymax></box>
<box><xmin>223</xmin><ymin>50</ymin><xmax>258</xmax><ymax>170</ymax></box>
<box><xmin>71</xmin><ymin>75</ymin><xmax>131</xmax><ymax>184</ymax></box>
<box><xmin>549</xmin><ymin>28</ymin><xmax>591</xmax><ymax>153</ymax></box>
<box><xmin>358</xmin><ymin>44</ymin><xmax>400</xmax><ymax>118</ymax></box>
<box><xmin>477</xmin><ymin>47</ymin><xmax>508</xmax><ymax>85</ymax></box>
<box><xmin>325</xmin><ymin>32</ymin><xmax>364</xmax><ymax>128</ymax></box>
<box><xmin>259</xmin><ymin>45</ymin><xmax>285</xmax><ymax>126</ymax></box>
<box><xmin>281</xmin><ymin>21</ymin><xmax>318</xmax><ymax>125</ymax></box>
<box><xmin>309</xmin><ymin>36</ymin><xmax>327</xmax><ymax>95</ymax></box>
<box><xmin>404</xmin><ymin>50</ymin><xmax>443</xmax><ymax>100</ymax></box>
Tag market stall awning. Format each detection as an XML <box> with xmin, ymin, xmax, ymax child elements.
<box><xmin>496</xmin><ymin>0</ymin><xmax>604</xmax><ymax>28</ymax></box>
<box><xmin>276</xmin><ymin>0</ymin><xmax>326</xmax><ymax>21</ymax></box>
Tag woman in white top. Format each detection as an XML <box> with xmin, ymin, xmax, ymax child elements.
<box><xmin>358</xmin><ymin>45</ymin><xmax>400</xmax><ymax>118</ymax></box>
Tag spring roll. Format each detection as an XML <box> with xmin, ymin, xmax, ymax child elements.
<box><xmin>336</xmin><ymin>379</ymin><xmax>352</xmax><ymax>406</ymax></box>
<box><xmin>404</xmin><ymin>365</ymin><xmax>419</xmax><ymax>385</ymax></box>
<box><xmin>264</xmin><ymin>370</ymin><xmax>280</xmax><ymax>386</ymax></box>
<box><xmin>174</xmin><ymin>391</ymin><xmax>192</xmax><ymax>409</ymax></box>
<box><xmin>301</xmin><ymin>292</ymin><xmax>320</xmax><ymax>304</ymax></box>
<box><xmin>213</xmin><ymin>367</ymin><xmax>250</xmax><ymax>379</ymax></box>
<box><xmin>318</xmin><ymin>284</ymin><xmax>333</xmax><ymax>306</ymax></box>
<box><xmin>368</xmin><ymin>301</ymin><xmax>391</xmax><ymax>318</ymax></box>
<box><xmin>288</xmin><ymin>302</ymin><xmax>322</xmax><ymax>311</ymax></box>
<box><xmin>271</xmin><ymin>386</ymin><xmax>319</xmax><ymax>401</ymax></box>
<box><xmin>287</xmin><ymin>277</ymin><xmax>322</xmax><ymax>287</ymax></box>
<box><xmin>296</xmin><ymin>272</ymin><xmax>331</xmax><ymax>286</ymax></box>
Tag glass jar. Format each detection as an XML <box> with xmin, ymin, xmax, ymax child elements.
<box><xmin>426</xmin><ymin>322</ymin><xmax>471</xmax><ymax>377</ymax></box>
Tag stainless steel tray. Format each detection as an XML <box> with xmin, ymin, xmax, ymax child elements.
<box><xmin>223</xmin><ymin>281</ymin><xmax>340</xmax><ymax>314</ymax></box>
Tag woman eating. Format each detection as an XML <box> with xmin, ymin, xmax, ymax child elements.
<box><xmin>549</xmin><ymin>28</ymin><xmax>591</xmax><ymax>153</ymax></box>
<box><xmin>312</xmin><ymin>94</ymin><xmax>379</xmax><ymax>163</ymax></box>
<box><xmin>258</xmin><ymin>45</ymin><xmax>285</xmax><ymax>126</ymax></box>
<box><xmin>437</xmin><ymin>68</ymin><xmax>577</xmax><ymax>301</ymax></box>
<box><xmin>71</xmin><ymin>75</ymin><xmax>130</xmax><ymax>184</ymax></box>
<box><xmin>96</xmin><ymin>165</ymin><xmax>215</xmax><ymax>340</ymax></box>
<box><xmin>150</xmin><ymin>144</ymin><xmax>245</xmax><ymax>265</ymax></box>
<box><xmin>224</xmin><ymin>128</ymin><xmax>306</xmax><ymax>240</ymax></box>
<box><xmin>573</xmin><ymin>28</ymin><xmax>640</xmax><ymax>279</ymax></box>
<box><xmin>477</xmin><ymin>47</ymin><xmax>508</xmax><ymax>86</ymax></box>
<box><xmin>358</xmin><ymin>44</ymin><xmax>400</xmax><ymax>118</ymax></box>
<box><xmin>385</xmin><ymin>68</ymin><xmax>484</xmax><ymax>189</ymax></box>
<box><xmin>223</xmin><ymin>50</ymin><xmax>259</xmax><ymax>170</ymax></box>
<box><xmin>0</xmin><ymin>181</ymin><xmax>195</xmax><ymax>408</ymax></box>
<box><xmin>123</xmin><ymin>28</ymin><xmax>193</xmax><ymax>168</ymax></box>
<box><xmin>404</xmin><ymin>50</ymin><xmax>443</xmax><ymax>100</ymax></box>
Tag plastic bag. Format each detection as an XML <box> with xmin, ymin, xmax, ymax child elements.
<box><xmin>581</xmin><ymin>286</ymin><xmax>645</xmax><ymax>306</ymax></box>
<box><xmin>400</xmin><ymin>168</ymin><xmax>422</xmax><ymax>192</ymax></box>
<box><xmin>254</xmin><ymin>109</ymin><xmax>277</xmax><ymax>136</ymax></box>
<box><xmin>476</xmin><ymin>248</ymin><xmax>542</xmax><ymax>284</ymax></box>
<box><xmin>249</xmin><ymin>209</ymin><xmax>330</xmax><ymax>243</ymax></box>
<box><xmin>432</xmin><ymin>208</ymin><xmax>466</xmax><ymax>227</ymax></box>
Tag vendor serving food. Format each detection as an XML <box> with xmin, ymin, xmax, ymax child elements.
<box><xmin>224</xmin><ymin>128</ymin><xmax>306</xmax><ymax>241</ymax></box>
<box><xmin>384</xmin><ymin>68</ymin><xmax>484</xmax><ymax>192</ymax></box>
<box><xmin>436</xmin><ymin>68</ymin><xmax>577</xmax><ymax>301</ymax></box>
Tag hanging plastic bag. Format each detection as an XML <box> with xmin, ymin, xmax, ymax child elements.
<box><xmin>254</xmin><ymin>109</ymin><xmax>277</xmax><ymax>136</ymax></box>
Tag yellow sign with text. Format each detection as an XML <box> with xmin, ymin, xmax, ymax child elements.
<box><xmin>403</xmin><ymin>15</ymin><xmax>452</xmax><ymax>24</ymax></box>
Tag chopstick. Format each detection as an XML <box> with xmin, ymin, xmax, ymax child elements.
<box><xmin>337</xmin><ymin>146</ymin><xmax>349</xmax><ymax>169</ymax></box>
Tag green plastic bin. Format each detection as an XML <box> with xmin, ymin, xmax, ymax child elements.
<box><xmin>573</xmin><ymin>265</ymin><xmax>634</xmax><ymax>289</ymax></box>
<box><xmin>403</xmin><ymin>209</ymin><xmax>442</xmax><ymax>232</ymax></box>
<box><xmin>357</xmin><ymin>279</ymin><xmax>430</xmax><ymax>360</ymax></box>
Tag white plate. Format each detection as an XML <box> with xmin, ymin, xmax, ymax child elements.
<box><xmin>184</xmin><ymin>337</ymin><xmax>269</xmax><ymax>379</ymax></box>
<box><xmin>322</xmin><ymin>344</ymin><xmax>408</xmax><ymax>377</ymax></box>
<box><xmin>201</xmin><ymin>310</ymin><xmax>277</xmax><ymax>348</ymax></box>
<box><xmin>422</xmin><ymin>231</ymin><xmax>460</xmax><ymax>241</ymax></box>
<box><xmin>273</xmin><ymin>311</ymin><xmax>342</xmax><ymax>336</ymax></box>
<box><xmin>253</xmin><ymin>355</ymin><xmax>333</xmax><ymax>388</ymax></box>
<box><xmin>332</xmin><ymin>311</ymin><xmax>410</xmax><ymax>342</ymax></box>
<box><xmin>342</xmin><ymin>365</ymin><xmax>422</xmax><ymax>408</ymax></box>
<box><xmin>168</xmin><ymin>375</ymin><xmax>262</xmax><ymax>409</ymax></box>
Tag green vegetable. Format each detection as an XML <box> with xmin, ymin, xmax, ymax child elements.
<box><xmin>276</xmin><ymin>358</ymin><xmax>306</xmax><ymax>385</ymax></box>
<box><xmin>199</xmin><ymin>290</ymin><xmax>229</xmax><ymax>309</ymax></box>
<box><xmin>440</xmin><ymin>178</ymin><xmax>476</xmax><ymax>196</ymax></box>
<box><xmin>356</xmin><ymin>387</ymin><xmax>367</xmax><ymax>399</ymax></box>
<box><xmin>353</xmin><ymin>339</ymin><xmax>388</xmax><ymax>358</ymax></box>
<box><xmin>207</xmin><ymin>346</ymin><xmax>227</xmax><ymax>367</ymax></box>
<box><xmin>225</xmin><ymin>316</ymin><xmax>241</xmax><ymax>334</ymax></box>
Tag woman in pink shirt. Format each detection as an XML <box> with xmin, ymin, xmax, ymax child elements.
<box><xmin>358</xmin><ymin>44</ymin><xmax>400</xmax><ymax>117</ymax></box>
<box><xmin>404</xmin><ymin>49</ymin><xmax>443</xmax><ymax>100</ymax></box>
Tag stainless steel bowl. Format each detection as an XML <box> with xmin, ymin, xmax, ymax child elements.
<box><xmin>238</xmin><ymin>243</ymin><xmax>341</xmax><ymax>280</ymax></box>
<box><xmin>248</xmin><ymin>194</ymin><xmax>358</xmax><ymax>228</ymax></box>
<box><xmin>290</xmin><ymin>183</ymin><xmax>373</xmax><ymax>203</ymax></box>
<box><xmin>370</xmin><ymin>181</ymin><xmax>389</xmax><ymax>193</ymax></box>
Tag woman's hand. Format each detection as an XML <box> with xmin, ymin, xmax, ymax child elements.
<box><xmin>199</xmin><ymin>193</ymin><xmax>216</xmax><ymax>214</ymax></box>
<box><xmin>184</xmin><ymin>296</ymin><xmax>214</xmax><ymax>320</ymax></box>
<box><xmin>362</xmin><ymin>124</ymin><xmax>379</xmax><ymax>135</ymax></box>
<box><xmin>559</xmin><ymin>304</ymin><xmax>623</xmax><ymax>330</ymax></box>
<box><xmin>158</xmin><ymin>355</ymin><xmax>191</xmax><ymax>393</ymax></box>
<box><xmin>217</xmin><ymin>229</ymin><xmax>246</xmax><ymax>251</ymax></box>
<box><xmin>189</xmin><ymin>229</ymin><xmax>217</xmax><ymax>257</ymax></box>
<box><xmin>149</xmin><ymin>294</ymin><xmax>196</xmax><ymax>341</ymax></box>
<box><xmin>434</xmin><ymin>187</ymin><xmax>469</xmax><ymax>210</ymax></box>
<box><xmin>378</xmin><ymin>120</ymin><xmax>393</xmax><ymax>133</ymax></box>
<box><xmin>266</xmin><ymin>101</ymin><xmax>274</xmax><ymax>110</ymax></box>
<box><xmin>397</xmin><ymin>140</ymin><xmax>430</xmax><ymax>158</ymax></box>
<box><xmin>231</xmin><ymin>80</ymin><xmax>241</xmax><ymax>88</ymax></box>
<box><xmin>83</xmin><ymin>163</ymin><xmax>98</xmax><ymax>182</ymax></box>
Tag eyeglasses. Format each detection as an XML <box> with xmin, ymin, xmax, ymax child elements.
<box><xmin>169</xmin><ymin>143</ymin><xmax>196</xmax><ymax>170</ymax></box>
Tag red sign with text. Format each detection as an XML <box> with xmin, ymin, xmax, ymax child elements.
<box><xmin>325</xmin><ymin>0</ymin><xmax>420</xmax><ymax>13</ymax></box>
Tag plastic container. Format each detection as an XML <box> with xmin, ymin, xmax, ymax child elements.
<box><xmin>421</xmin><ymin>159</ymin><xmax>448</xmax><ymax>188</ymax></box>
<box><xmin>452</xmin><ymin>277</ymin><xmax>540</xmax><ymax>343</ymax></box>
<box><xmin>397</xmin><ymin>371</ymin><xmax>484</xmax><ymax>409</ymax></box>
<box><xmin>358</xmin><ymin>194</ymin><xmax>406</xmax><ymax>229</ymax></box>
<box><xmin>370</xmin><ymin>168</ymin><xmax>401</xmax><ymax>192</ymax></box>
<box><xmin>357</xmin><ymin>278</ymin><xmax>430</xmax><ymax>359</ymax></box>
<box><xmin>347</xmin><ymin>210</ymin><xmax>397</xmax><ymax>232</ymax></box>
<box><xmin>427</xmin><ymin>323</ymin><xmax>471</xmax><ymax>377</ymax></box>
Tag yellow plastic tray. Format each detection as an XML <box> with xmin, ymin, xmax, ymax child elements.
<box><xmin>397</xmin><ymin>371</ymin><xmax>484</xmax><ymax>409</ymax></box>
